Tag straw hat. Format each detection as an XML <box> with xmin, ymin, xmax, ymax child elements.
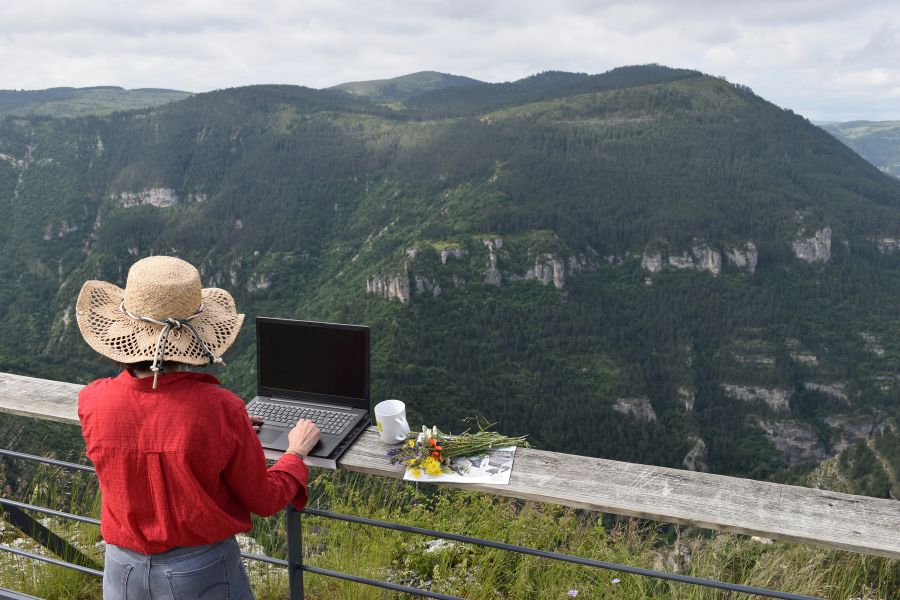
<box><xmin>76</xmin><ymin>256</ymin><xmax>244</xmax><ymax>376</ymax></box>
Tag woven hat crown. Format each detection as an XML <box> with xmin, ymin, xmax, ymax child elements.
<box><xmin>124</xmin><ymin>256</ymin><xmax>202</xmax><ymax>320</ymax></box>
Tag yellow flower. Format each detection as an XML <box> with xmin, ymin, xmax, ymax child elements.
<box><xmin>411</xmin><ymin>468</ymin><xmax>421</xmax><ymax>478</ymax></box>
<box><xmin>406</xmin><ymin>459</ymin><xmax>415</xmax><ymax>466</ymax></box>
<box><xmin>423</xmin><ymin>457</ymin><xmax>443</xmax><ymax>476</ymax></box>
<box><xmin>406</xmin><ymin>439</ymin><xmax>415</xmax><ymax>448</ymax></box>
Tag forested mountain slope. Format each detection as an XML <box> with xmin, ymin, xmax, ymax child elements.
<box><xmin>1</xmin><ymin>65</ymin><xmax>898</xmax><ymax>487</ymax></box>
<box><xmin>331</xmin><ymin>71</ymin><xmax>483</xmax><ymax>104</ymax></box>
<box><xmin>822</xmin><ymin>120</ymin><xmax>900</xmax><ymax>179</ymax></box>
<box><xmin>0</xmin><ymin>86</ymin><xmax>191</xmax><ymax>118</ymax></box>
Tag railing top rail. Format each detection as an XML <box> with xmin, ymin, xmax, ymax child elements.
<box><xmin>2</xmin><ymin>371</ymin><xmax>898</xmax><ymax>559</ymax></box>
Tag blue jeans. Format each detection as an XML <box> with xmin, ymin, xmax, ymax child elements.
<box><xmin>103</xmin><ymin>536</ymin><xmax>255</xmax><ymax>599</ymax></box>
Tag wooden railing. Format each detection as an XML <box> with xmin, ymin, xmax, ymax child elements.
<box><xmin>1</xmin><ymin>371</ymin><xmax>898</xmax><ymax>561</ymax></box>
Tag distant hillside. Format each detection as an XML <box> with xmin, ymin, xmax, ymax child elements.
<box><xmin>0</xmin><ymin>86</ymin><xmax>192</xmax><ymax>118</ymax></box>
<box><xmin>821</xmin><ymin>121</ymin><xmax>900</xmax><ymax>178</ymax></box>
<box><xmin>1</xmin><ymin>64</ymin><xmax>899</xmax><ymax>489</ymax></box>
<box><xmin>403</xmin><ymin>65</ymin><xmax>702</xmax><ymax>117</ymax></box>
<box><xmin>331</xmin><ymin>71</ymin><xmax>482</xmax><ymax>104</ymax></box>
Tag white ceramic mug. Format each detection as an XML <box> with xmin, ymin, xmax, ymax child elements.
<box><xmin>374</xmin><ymin>399</ymin><xmax>410</xmax><ymax>444</ymax></box>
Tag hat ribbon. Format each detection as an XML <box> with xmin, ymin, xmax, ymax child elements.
<box><xmin>119</xmin><ymin>301</ymin><xmax>226</xmax><ymax>388</ymax></box>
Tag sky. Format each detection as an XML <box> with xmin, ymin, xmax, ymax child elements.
<box><xmin>0</xmin><ymin>0</ymin><xmax>898</xmax><ymax>121</ymax></box>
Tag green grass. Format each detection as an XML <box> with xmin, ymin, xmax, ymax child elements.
<box><xmin>2</xmin><ymin>465</ymin><xmax>897</xmax><ymax>599</ymax></box>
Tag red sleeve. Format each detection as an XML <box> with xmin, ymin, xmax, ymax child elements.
<box><xmin>222</xmin><ymin>405</ymin><xmax>310</xmax><ymax>516</ymax></box>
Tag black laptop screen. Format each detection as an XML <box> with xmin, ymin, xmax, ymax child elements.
<box><xmin>257</xmin><ymin>319</ymin><xmax>369</xmax><ymax>403</ymax></box>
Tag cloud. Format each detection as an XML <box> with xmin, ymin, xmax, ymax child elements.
<box><xmin>0</xmin><ymin>0</ymin><xmax>896</xmax><ymax>120</ymax></box>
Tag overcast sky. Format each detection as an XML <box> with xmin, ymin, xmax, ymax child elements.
<box><xmin>1</xmin><ymin>0</ymin><xmax>898</xmax><ymax>121</ymax></box>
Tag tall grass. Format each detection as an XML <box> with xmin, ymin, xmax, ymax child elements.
<box><xmin>0</xmin><ymin>466</ymin><xmax>897</xmax><ymax>599</ymax></box>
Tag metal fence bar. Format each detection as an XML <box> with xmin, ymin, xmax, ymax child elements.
<box><xmin>0</xmin><ymin>498</ymin><xmax>100</xmax><ymax>526</ymax></box>
<box><xmin>0</xmin><ymin>544</ymin><xmax>103</xmax><ymax>578</ymax></box>
<box><xmin>241</xmin><ymin>551</ymin><xmax>288</xmax><ymax>567</ymax></box>
<box><xmin>302</xmin><ymin>565</ymin><xmax>465</xmax><ymax>600</ymax></box>
<box><xmin>302</xmin><ymin>508</ymin><xmax>822</xmax><ymax>600</ymax></box>
<box><xmin>0</xmin><ymin>586</ymin><xmax>41</xmax><ymax>599</ymax></box>
<box><xmin>0</xmin><ymin>449</ymin><xmax>94</xmax><ymax>473</ymax></box>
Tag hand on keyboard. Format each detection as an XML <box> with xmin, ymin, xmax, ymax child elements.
<box><xmin>288</xmin><ymin>419</ymin><xmax>321</xmax><ymax>457</ymax></box>
<box><xmin>249</xmin><ymin>415</ymin><xmax>263</xmax><ymax>433</ymax></box>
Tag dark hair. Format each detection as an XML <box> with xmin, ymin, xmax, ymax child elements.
<box><xmin>113</xmin><ymin>360</ymin><xmax>190</xmax><ymax>372</ymax></box>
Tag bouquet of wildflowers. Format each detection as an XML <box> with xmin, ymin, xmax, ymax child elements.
<box><xmin>387</xmin><ymin>422</ymin><xmax>529</xmax><ymax>478</ymax></box>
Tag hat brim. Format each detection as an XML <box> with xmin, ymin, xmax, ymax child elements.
<box><xmin>76</xmin><ymin>280</ymin><xmax>244</xmax><ymax>365</ymax></box>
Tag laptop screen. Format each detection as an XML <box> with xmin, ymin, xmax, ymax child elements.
<box><xmin>256</xmin><ymin>318</ymin><xmax>369</xmax><ymax>406</ymax></box>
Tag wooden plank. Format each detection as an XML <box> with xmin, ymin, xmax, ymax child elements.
<box><xmin>0</xmin><ymin>373</ymin><xmax>81</xmax><ymax>425</ymax></box>
<box><xmin>2</xmin><ymin>372</ymin><xmax>899</xmax><ymax>559</ymax></box>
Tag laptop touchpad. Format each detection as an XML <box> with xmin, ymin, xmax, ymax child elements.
<box><xmin>258</xmin><ymin>428</ymin><xmax>287</xmax><ymax>446</ymax></box>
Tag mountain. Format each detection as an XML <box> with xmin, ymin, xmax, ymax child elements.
<box><xmin>821</xmin><ymin>120</ymin><xmax>900</xmax><ymax>179</ymax></box>
<box><xmin>330</xmin><ymin>71</ymin><xmax>482</xmax><ymax>104</ymax></box>
<box><xmin>1</xmin><ymin>65</ymin><xmax>899</xmax><ymax>489</ymax></box>
<box><xmin>0</xmin><ymin>86</ymin><xmax>192</xmax><ymax>118</ymax></box>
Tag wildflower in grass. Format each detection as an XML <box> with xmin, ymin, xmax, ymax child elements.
<box><xmin>567</xmin><ymin>590</ymin><xmax>578</xmax><ymax>597</ymax></box>
<box><xmin>611</xmin><ymin>577</ymin><xmax>621</xmax><ymax>584</ymax></box>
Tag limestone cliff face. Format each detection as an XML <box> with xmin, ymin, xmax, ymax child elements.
<box><xmin>641</xmin><ymin>244</ymin><xmax>724</xmax><ymax>276</ymax></box>
<box><xmin>440</xmin><ymin>247</ymin><xmax>468</xmax><ymax>264</ymax></box>
<box><xmin>824</xmin><ymin>415</ymin><xmax>895</xmax><ymax>453</ymax></box>
<box><xmin>677</xmin><ymin>386</ymin><xmax>695</xmax><ymax>412</ymax></box>
<box><xmin>786</xmin><ymin>337</ymin><xmax>818</xmax><ymax>365</ymax></box>
<box><xmin>414</xmin><ymin>275</ymin><xmax>442</xmax><ymax>297</ymax></box>
<box><xmin>725</xmin><ymin>242</ymin><xmax>758</xmax><ymax>273</ymax></box>
<box><xmin>525</xmin><ymin>254</ymin><xmax>565</xmax><ymax>289</ymax></box>
<box><xmin>682</xmin><ymin>437</ymin><xmax>709</xmax><ymax>472</ymax></box>
<box><xmin>641</xmin><ymin>252</ymin><xmax>663</xmax><ymax>273</ymax></box>
<box><xmin>691</xmin><ymin>245</ymin><xmax>721</xmax><ymax>275</ymax></box>
<box><xmin>116</xmin><ymin>188</ymin><xmax>206</xmax><ymax>208</ymax></box>
<box><xmin>246</xmin><ymin>273</ymin><xmax>272</xmax><ymax>292</ymax></box>
<box><xmin>803</xmin><ymin>382</ymin><xmax>849</xmax><ymax>404</ymax></box>
<box><xmin>668</xmin><ymin>253</ymin><xmax>694</xmax><ymax>269</ymax></box>
<box><xmin>861</xmin><ymin>332</ymin><xmax>886</xmax><ymax>356</ymax></box>
<box><xmin>366</xmin><ymin>268</ymin><xmax>411</xmax><ymax>303</ymax></box>
<box><xmin>722</xmin><ymin>384</ymin><xmax>792</xmax><ymax>412</ymax></box>
<box><xmin>792</xmin><ymin>227</ymin><xmax>831</xmax><ymax>263</ymax></box>
<box><xmin>613</xmin><ymin>397</ymin><xmax>657</xmax><ymax>422</ymax></box>
<box><xmin>755</xmin><ymin>419</ymin><xmax>828</xmax><ymax>464</ymax></box>
<box><xmin>874</xmin><ymin>237</ymin><xmax>900</xmax><ymax>255</ymax></box>
<box><xmin>118</xmin><ymin>188</ymin><xmax>178</xmax><ymax>207</ymax></box>
<box><xmin>483</xmin><ymin>238</ymin><xmax>502</xmax><ymax>286</ymax></box>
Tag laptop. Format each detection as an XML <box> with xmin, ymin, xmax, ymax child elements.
<box><xmin>247</xmin><ymin>317</ymin><xmax>371</xmax><ymax>468</ymax></box>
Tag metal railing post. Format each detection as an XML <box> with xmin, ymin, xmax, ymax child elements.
<box><xmin>286</xmin><ymin>505</ymin><xmax>304</xmax><ymax>600</ymax></box>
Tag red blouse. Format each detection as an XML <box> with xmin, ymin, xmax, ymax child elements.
<box><xmin>78</xmin><ymin>370</ymin><xmax>309</xmax><ymax>554</ymax></box>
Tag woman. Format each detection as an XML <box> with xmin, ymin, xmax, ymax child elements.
<box><xmin>75</xmin><ymin>255</ymin><xmax>319</xmax><ymax>599</ymax></box>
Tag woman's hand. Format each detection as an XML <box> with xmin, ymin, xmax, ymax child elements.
<box><xmin>288</xmin><ymin>419</ymin><xmax>321</xmax><ymax>458</ymax></box>
<box><xmin>249</xmin><ymin>415</ymin><xmax>263</xmax><ymax>433</ymax></box>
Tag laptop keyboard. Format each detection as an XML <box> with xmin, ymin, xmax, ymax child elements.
<box><xmin>246</xmin><ymin>400</ymin><xmax>357</xmax><ymax>435</ymax></box>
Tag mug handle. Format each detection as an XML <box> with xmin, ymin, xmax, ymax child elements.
<box><xmin>394</xmin><ymin>416</ymin><xmax>409</xmax><ymax>442</ymax></box>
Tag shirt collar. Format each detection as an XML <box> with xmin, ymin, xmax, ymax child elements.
<box><xmin>114</xmin><ymin>369</ymin><xmax>222</xmax><ymax>389</ymax></box>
